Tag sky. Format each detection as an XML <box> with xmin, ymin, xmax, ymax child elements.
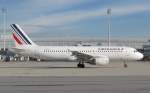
<box><xmin>0</xmin><ymin>0</ymin><xmax>150</xmax><ymax>40</ymax></box>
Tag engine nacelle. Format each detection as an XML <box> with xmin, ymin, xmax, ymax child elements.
<box><xmin>95</xmin><ymin>57</ymin><xmax>109</xmax><ymax>65</ymax></box>
<box><xmin>88</xmin><ymin>56</ymin><xmax>109</xmax><ymax>65</ymax></box>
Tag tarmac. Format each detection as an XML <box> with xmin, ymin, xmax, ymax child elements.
<box><xmin>0</xmin><ymin>61</ymin><xmax>149</xmax><ymax>93</ymax></box>
<box><xmin>0</xmin><ymin>76</ymin><xmax>150</xmax><ymax>93</ymax></box>
<box><xmin>0</xmin><ymin>61</ymin><xmax>149</xmax><ymax>76</ymax></box>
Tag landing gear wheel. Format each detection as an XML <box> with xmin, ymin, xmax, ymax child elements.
<box><xmin>77</xmin><ymin>63</ymin><xmax>81</xmax><ymax>68</ymax></box>
<box><xmin>124</xmin><ymin>63</ymin><xmax>128</xmax><ymax>68</ymax></box>
<box><xmin>77</xmin><ymin>63</ymin><xmax>85</xmax><ymax>68</ymax></box>
<box><xmin>81</xmin><ymin>64</ymin><xmax>85</xmax><ymax>68</ymax></box>
<box><xmin>123</xmin><ymin>61</ymin><xmax>128</xmax><ymax>68</ymax></box>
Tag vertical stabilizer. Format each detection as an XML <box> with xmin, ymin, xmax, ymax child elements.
<box><xmin>10</xmin><ymin>24</ymin><xmax>37</xmax><ymax>46</ymax></box>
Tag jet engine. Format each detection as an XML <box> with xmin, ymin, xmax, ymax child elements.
<box><xmin>88</xmin><ymin>56</ymin><xmax>109</xmax><ymax>65</ymax></box>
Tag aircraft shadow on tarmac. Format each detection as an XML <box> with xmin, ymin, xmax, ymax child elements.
<box><xmin>0</xmin><ymin>66</ymin><xmax>116</xmax><ymax>69</ymax></box>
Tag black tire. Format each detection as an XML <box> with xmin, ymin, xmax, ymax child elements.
<box><xmin>81</xmin><ymin>64</ymin><xmax>85</xmax><ymax>68</ymax></box>
<box><xmin>124</xmin><ymin>64</ymin><xmax>128</xmax><ymax>68</ymax></box>
<box><xmin>77</xmin><ymin>63</ymin><xmax>81</xmax><ymax>68</ymax></box>
<box><xmin>77</xmin><ymin>63</ymin><xmax>85</xmax><ymax>68</ymax></box>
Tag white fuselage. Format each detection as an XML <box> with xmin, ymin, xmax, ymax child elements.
<box><xmin>13</xmin><ymin>45</ymin><xmax>143</xmax><ymax>61</ymax></box>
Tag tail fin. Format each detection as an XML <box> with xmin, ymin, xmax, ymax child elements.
<box><xmin>10</xmin><ymin>24</ymin><xmax>37</xmax><ymax>46</ymax></box>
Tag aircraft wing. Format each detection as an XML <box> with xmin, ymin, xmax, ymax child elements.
<box><xmin>70</xmin><ymin>50</ymin><xmax>109</xmax><ymax>65</ymax></box>
<box><xmin>71</xmin><ymin>51</ymin><xmax>94</xmax><ymax>61</ymax></box>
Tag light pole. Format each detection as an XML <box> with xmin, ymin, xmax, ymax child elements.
<box><xmin>2</xmin><ymin>8</ymin><xmax>7</xmax><ymax>51</ymax></box>
<box><xmin>107</xmin><ymin>8</ymin><xmax>111</xmax><ymax>47</ymax></box>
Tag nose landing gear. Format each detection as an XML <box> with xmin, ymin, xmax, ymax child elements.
<box><xmin>123</xmin><ymin>61</ymin><xmax>128</xmax><ymax>68</ymax></box>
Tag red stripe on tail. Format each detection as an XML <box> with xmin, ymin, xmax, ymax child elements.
<box><xmin>12</xmin><ymin>33</ymin><xmax>22</xmax><ymax>45</ymax></box>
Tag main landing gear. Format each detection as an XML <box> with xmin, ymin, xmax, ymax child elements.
<box><xmin>77</xmin><ymin>60</ymin><xmax>85</xmax><ymax>68</ymax></box>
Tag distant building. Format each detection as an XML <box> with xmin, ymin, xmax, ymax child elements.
<box><xmin>0</xmin><ymin>38</ymin><xmax>149</xmax><ymax>49</ymax></box>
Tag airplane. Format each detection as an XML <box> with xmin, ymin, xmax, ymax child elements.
<box><xmin>10</xmin><ymin>24</ymin><xmax>144</xmax><ymax>68</ymax></box>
